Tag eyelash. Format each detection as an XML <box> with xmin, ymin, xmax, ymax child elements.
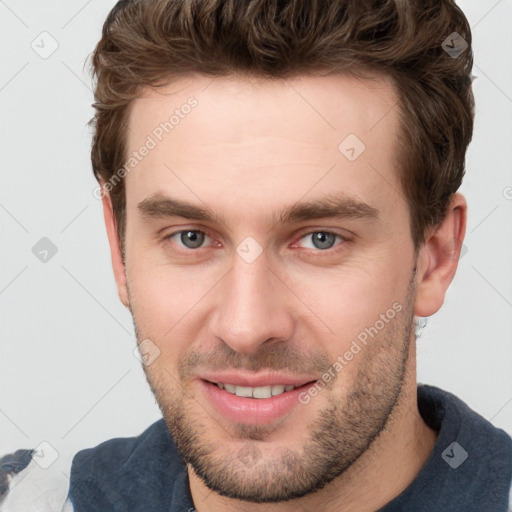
<box><xmin>161</xmin><ymin>228</ymin><xmax>350</xmax><ymax>256</ymax></box>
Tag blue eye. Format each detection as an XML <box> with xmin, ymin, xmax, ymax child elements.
<box><xmin>166</xmin><ymin>230</ymin><xmax>208</xmax><ymax>249</ymax></box>
<box><xmin>163</xmin><ymin>229</ymin><xmax>347</xmax><ymax>254</ymax></box>
<box><xmin>298</xmin><ymin>231</ymin><xmax>345</xmax><ymax>251</ymax></box>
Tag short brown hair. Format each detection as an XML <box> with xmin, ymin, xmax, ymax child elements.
<box><xmin>89</xmin><ymin>0</ymin><xmax>474</xmax><ymax>253</ymax></box>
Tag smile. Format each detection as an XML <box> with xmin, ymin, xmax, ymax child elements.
<box><xmin>200</xmin><ymin>378</ymin><xmax>317</xmax><ymax>425</ymax></box>
<box><xmin>212</xmin><ymin>382</ymin><xmax>299</xmax><ymax>399</ymax></box>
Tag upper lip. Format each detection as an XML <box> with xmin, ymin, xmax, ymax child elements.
<box><xmin>197</xmin><ymin>370</ymin><xmax>318</xmax><ymax>388</ymax></box>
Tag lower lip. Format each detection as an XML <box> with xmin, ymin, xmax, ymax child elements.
<box><xmin>199</xmin><ymin>379</ymin><xmax>315</xmax><ymax>425</ymax></box>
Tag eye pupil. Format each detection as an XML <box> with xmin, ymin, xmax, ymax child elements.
<box><xmin>181</xmin><ymin>230</ymin><xmax>204</xmax><ymax>249</ymax></box>
<box><xmin>312</xmin><ymin>232</ymin><xmax>336</xmax><ymax>250</ymax></box>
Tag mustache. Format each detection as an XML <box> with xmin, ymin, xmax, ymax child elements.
<box><xmin>177</xmin><ymin>343</ymin><xmax>332</xmax><ymax>380</ymax></box>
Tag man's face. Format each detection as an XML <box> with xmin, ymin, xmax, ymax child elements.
<box><xmin>121</xmin><ymin>72</ymin><xmax>420</xmax><ymax>501</ymax></box>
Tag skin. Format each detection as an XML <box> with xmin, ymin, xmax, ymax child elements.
<box><xmin>102</xmin><ymin>72</ymin><xmax>467</xmax><ymax>511</ymax></box>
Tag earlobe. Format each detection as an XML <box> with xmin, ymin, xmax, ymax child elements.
<box><xmin>101</xmin><ymin>191</ymin><xmax>129</xmax><ymax>308</ymax></box>
<box><xmin>414</xmin><ymin>193</ymin><xmax>467</xmax><ymax>317</ymax></box>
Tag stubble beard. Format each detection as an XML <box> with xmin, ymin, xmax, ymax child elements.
<box><xmin>130</xmin><ymin>273</ymin><xmax>417</xmax><ymax>503</ymax></box>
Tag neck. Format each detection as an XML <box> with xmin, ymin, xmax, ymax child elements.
<box><xmin>188</xmin><ymin>341</ymin><xmax>438</xmax><ymax>512</ymax></box>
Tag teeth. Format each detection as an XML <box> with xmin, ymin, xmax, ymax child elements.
<box><xmin>271</xmin><ymin>384</ymin><xmax>285</xmax><ymax>395</ymax></box>
<box><xmin>235</xmin><ymin>386</ymin><xmax>253</xmax><ymax>398</ymax></box>
<box><xmin>216</xmin><ymin>382</ymin><xmax>298</xmax><ymax>398</ymax></box>
<box><xmin>253</xmin><ymin>385</ymin><xmax>272</xmax><ymax>399</ymax></box>
<box><xmin>224</xmin><ymin>383</ymin><xmax>236</xmax><ymax>394</ymax></box>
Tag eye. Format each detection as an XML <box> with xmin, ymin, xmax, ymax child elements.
<box><xmin>295</xmin><ymin>231</ymin><xmax>347</xmax><ymax>251</ymax></box>
<box><xmin>162</xmin><ymin>229</ymin><xmax>348</xmax><ymax>254</ymax></box>
<box><xmin>164</xmin><ymin>229</ymin><xmax>211</xmax><ymax>250</ymax></box>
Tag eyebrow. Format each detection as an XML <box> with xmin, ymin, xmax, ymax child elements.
<box><xmin>137</xmin><ymin>193</ymin><xmax>380</xmax><ymax>228</ymax></box>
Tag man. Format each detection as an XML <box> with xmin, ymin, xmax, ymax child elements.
<box><xmin>2</xmin><ymin>0</ymin><xmax>511</xmax><ymax>510</ymax></box>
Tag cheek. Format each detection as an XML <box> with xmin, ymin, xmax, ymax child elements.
<box><xmin>126</xmin><ymin>255</ymin><xmax>224</xmax><ymax>367</ymax></box>
<box><xmin>129</xmin><ymin>269</ymin><xmax>204</xmax><ymax>328</ymax></box>
<box><xmin>128</xmin><ymin>272</ymin><xmax>195</xmax><ymax>382</ymax></box>
<box><xmin>286</xmin><ymin>256</ymin><xmax>406</xmax><ymax>335</ymax></box>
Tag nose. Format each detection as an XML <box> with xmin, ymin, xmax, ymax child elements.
<box><xmin>209</xmin><ymin>247</ymin><xmax>295</xmax><ymax>355</ymax></box>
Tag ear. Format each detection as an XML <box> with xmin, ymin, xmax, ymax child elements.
<box><xmin>414</xmin><ymin>192</ymin><xmax>467</xmax><ymax>317</ymax></box>
<box><xmin>101</xmin><ymin>190</ymin><xmax>129</xmax><ymax>308</ymax></box>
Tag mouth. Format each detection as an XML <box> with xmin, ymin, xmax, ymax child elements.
<box><xmin>199</xmin><ymin>378</ymin><xmax>318</xmax><ymax>425</ymax></box>
<box><xmin>207</xmin><ymin>381</ymin><xmax>307</xmax><ymax>399</ymax></box>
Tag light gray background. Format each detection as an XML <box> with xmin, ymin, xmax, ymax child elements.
<box><xmin>1</xmin><ymin>0</ymin><xmax>511</xmax><ymax>476</ymax></box>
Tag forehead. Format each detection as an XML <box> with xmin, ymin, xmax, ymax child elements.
<box><xmin>124</xmin><ymin>72</ymin><xmax>402</xmax><ymax>227</ymax></box>
<box><xmin>127</xmin><ymin>71</ymin><xmax>398</xmax><ymax>148</ymax></box>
